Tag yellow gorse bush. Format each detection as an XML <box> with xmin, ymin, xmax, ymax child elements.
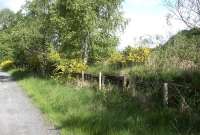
<box><xmin>55</xmin><ymin>59</ymin><xmax>87</xmax><ymax>74</ymax></box>
<box><xmin>47</xmin><ymin>48</ymin><xmax>61</xmax><ymax>62</ymax></box>
<box><xmin>108</xmin><ymin>47</ymin><xmax>151</xmax><ymax>66</ymax></box>
<box><xmin>0</xmin><ymin>60</ymin><xmax>14</xmax><ymax>70</ymax></box>
<box><xmin>109</xmin><ymin>52</ymin><xmax>125</xmax><ymax>64</ymax></box>
<box><xmin>126</xmin><ymin>48</ymin><xmax>151</xmax><ymax>63</ymax></box>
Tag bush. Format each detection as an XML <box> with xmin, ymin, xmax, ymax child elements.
<box><xmin>47</xmin><ymin>47</ymin><xmax>61</xmax><ymax>63</ymax></box>
<box><xmin>108</xmin><ymin>47</ymin><xmax>151</xmax><ymax>68</ymax></box>
<box><xmin>53</xmin><ymin>59</ymin><xmax>87</xmax><ymax>82</ymax></box>
<box><xmin>123</xmin><ymin>47</ymin><xmax>151</xmax><ymax>64</ymax></box>
<box><xmin>108</xmin><ymin>52</ymin><xmax>125</xmax><ymax>68</ymax></box>
<box><xmin>0</xmin><ymin>60</ymin><xmax>15</xmax><ymax>71</ymax></box>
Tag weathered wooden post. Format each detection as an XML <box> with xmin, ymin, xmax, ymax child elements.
<box><xmin>99</xmin><ymin>72</ymin><xmax>102</xmax><ymax>90</ymax></box>
<box><xmin>131</xmin><ymin>78</ymin><xmax>136</xmax><ymax>97</ymax></box>
<box><xmin>163</xmin><ymin>83</ymin><xmax>168</xmax><ymax>107</ymax></box>
<box><xmin>127</xmin><ymin>77</ymin><xmax>136</xmax><ymax>97</ymax></box>
<box><xmin>81</xmin><ymin>71</ymin><xmax>85</xmax><ymax>87</ymax></box>
<box><xmin>123</xmin><ymin>76</ymin><xmax>127</xmax><ymax>92</ymax></box>
<box><xmin>76</xmin><ymin>73</ymin><xmax>79</xmax><ymax>86</ymax></box>
<box><xmin>102</xmin><ymin>75</ymin><xmax>105</xmax><ymax>90</ymax></box>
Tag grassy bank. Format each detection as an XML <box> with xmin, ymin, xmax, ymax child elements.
<box><xmin>9</xmin><ymin>69</ymin><xmax>198</xmax><ymax>135</ymax></box>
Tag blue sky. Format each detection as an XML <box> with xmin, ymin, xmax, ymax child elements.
<box><xmin>119</xmin><ymin>0</ymin><xmax>186</xmax><ymax>49</ymax></box>
<box><xmin>0</xmin><ymin>0</ymin><xmax>186</xmax><ymax>49</ymax></box>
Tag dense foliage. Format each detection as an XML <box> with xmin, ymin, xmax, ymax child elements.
<box><xmin>0</xmin><ymin>59</ymin><xmax>14</xmax><ymax>70</ymax></box>
<box><xmin>1</xmin><ymin>1</ymin><xmax>200</xmax><ymax>135</ymax></box>
<box><xmin>109</xmin><ymin>47</ymin><xmax>151</xmax><ymax>67</ymax></box>
<box><xmin>0</xmin><ymin>0</ymin><xmax>125</xmax><ymax>74</ymax></box>
<box><xmin>148</xmin><ymin>28</ymin><xmax>200</xmax><ymax>71</ymax></box>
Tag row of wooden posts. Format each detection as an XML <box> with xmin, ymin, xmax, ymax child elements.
<box><xmin>81</xmin><ymin>71</ymin><xmax>104</xmax><ymax>90</ymax></box>
<box><xmin>80</xmin><ymin>71</ymin><xmax>169</xmax><ymax>107</ymax></box>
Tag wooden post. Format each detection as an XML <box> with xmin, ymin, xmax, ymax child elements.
<box><xmin>163</xmin><ymin>83</ymin><xmax>168</xmax><ymax>107</ymax></box>
<box><xmin>99</xmin><ymin>72</ymin><xmax>102</xmax><ymax>90</ymax></box>
<box><xmin>102</xmin><ymin>75</ymin><xmax>105</xmax><ymax>89</ymax></box>
<box><xmin>81</xmin><ymin>71</ymin><xmax>84</xmax><ymax>87</ymax></box>
<box><xmin>131</xmin><ymin>78</ymin><xmax>136</xmax><ymax>97</ymax></box>
<box><xmin>127</xmin><ymin>77</ymin><xmax>136</xmax><ymax>97</ymax></box>
<box><xmin>123</xmin><ymin>76</ymin><xmax>127</xmax><ymax>92</ymax></box>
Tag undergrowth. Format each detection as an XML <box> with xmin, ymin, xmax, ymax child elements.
<box><xmin>8</xmin><ymin>68</ymin><xmax>200</xmax><ymax>135</ymax></box>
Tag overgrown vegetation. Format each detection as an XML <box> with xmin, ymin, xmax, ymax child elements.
<box><xmin>9</xmin><ymin>69</ymin><xmax>200</xmax><ymax>135</ymax></box>
<box><xmin>0</xmin><ymin>59</ymin><xmax>14</xmax><ymax>71</ymax></box>
<box><xmin>0</xmin><ymin>0</ymin><xmax>125</xmax><ymax>75</ymax></box>
<box><xmin>1</xmin><ymin>0</ymin><xmax>200</xmax><ymax>135</ymax></box>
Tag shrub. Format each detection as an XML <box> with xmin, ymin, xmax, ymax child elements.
<box><xmin>123</xmin><ymin>47</ymin><xmax>151</xmax><ymax>64</ymax></box>
<box><xmin>57</xmin><ymin>59</ymin><xmax>87</xmax><ymax>73</ymax></box>
<box><xmin>0</xmin><ymin>60</ymin><xmax>15</xmax><ymax>71</ymax></box>
<box><xmin>53</xmin><ymin>59</ymin><xmax>87</xmax><ymax>82</ymax></box>
<box><xmin>47</xmin><ymin>47</ymin><xmax>61</xmax><ymax>63</ymax></box>
<box><xmin>108</xmin><ymin>52</ymin><xmax>125</xmax><ymax>68</ymax></box>
<box><xmin>108</xmin><ymin>47</ymin><xmax>151</xmax><ymax>68</ymax></box>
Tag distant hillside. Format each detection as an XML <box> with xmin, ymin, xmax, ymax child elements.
<box><xmin>148</xmin><ymin>28</ymin><xmax>200</xmax><ymax>70</ymax></box>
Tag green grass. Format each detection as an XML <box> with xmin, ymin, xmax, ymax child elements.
<box><xmin>8</xmin><ymin>68</ymin><xmax>199</xmax><ymax>135</ymax></box>
<box><xmin>87</xmin><ymin>64</ymin><xmax>142</xmax><ymax>76</ymax></box>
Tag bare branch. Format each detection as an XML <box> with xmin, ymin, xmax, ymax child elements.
<box><xmin>164</xmin><ymin>0</ymin><xmax>200</xmax><ymax>28</ymax></box>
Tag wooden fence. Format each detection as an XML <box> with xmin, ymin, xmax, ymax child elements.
<box><xmin>72</xmin><ymin>71</ymin><xmax>199</xmax><ymax>110</ymax></box>
<box><xmin>72</xmin><ymin>72</ymin><xmax>126</xmax><ymax>89</ymax></box>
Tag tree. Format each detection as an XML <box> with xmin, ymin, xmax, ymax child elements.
<box><xmin>0</xmin><ymin>9</ymin><xmax>17</xmax><ymax>61</ymax></box>
<box><xmin>0</xmin><ymin>0</ymin><xmax>126</xmax><ymax>73</ymax></box>
<box><xmin>10</xmin><ymin>0</ymin><xmax>53</xmax><ymax>73</ymax></box>
<box><xmin>0</xmin><ymin>9</ymin><xmax>16</xmax><ymax>30</ymax></box>
<box><xmin>54</xmin><ymin>0</ymin><xmax>125</xmax><ymax>64</ymax></box>
<box><xmin>164</xmin><ymin>0</ymin><xmax>200</xmax><ymax>28</ymax></box>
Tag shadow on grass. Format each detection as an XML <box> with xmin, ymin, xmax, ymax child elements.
<box><xmin>8</xmin><ymin>68</ymin><xmax>200</xmax><ymax>135</ymax></box>
<box><xmin>11</xmin><ymin>69</ymin><xmax>32</xmax><ymax>80</ymax></box>
<box><xmin>57</xmin><ymin>91</ymin><xmax>177</xmax><ymax>135</ymax></box>
<box><xmin>57</xmin><ymin>69</ymin><xmax>200</xmax><ymax>135</ymax></box>
<box><xmin>10</xmin><ymin>68</ymin><xmax>47</xmax><ymax>81</ymax></box>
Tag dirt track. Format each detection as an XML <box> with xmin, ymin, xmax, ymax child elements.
<box><xmin>0</xmin><ymin>71</ymin><xmax>59</xmax><ymax>135</ymax></box>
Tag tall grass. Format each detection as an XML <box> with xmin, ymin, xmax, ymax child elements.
<box><xmin>9</xmin><ymin>69</ymin><xmax>199</xmax><ymax>135</ymax></box>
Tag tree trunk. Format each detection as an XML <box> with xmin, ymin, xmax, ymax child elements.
<box><xmin>82</xmin><ymin>32</ymin><xmax>89</xmax><ymax>64</ymax></box>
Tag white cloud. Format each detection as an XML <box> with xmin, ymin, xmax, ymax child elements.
<box><xmin>124</xmin><ymin>0</ymin><xmax>161</xmax><ymax>7</ymax></box>
<box><xmin>118</xmin><ymin>0</ymin><xmax>186</xmax><ymax>50</ymax></box>
<box><xmin>0</xmin><ymin>0</ymin><xmax>25</xmax><ymax>12</ymax></box>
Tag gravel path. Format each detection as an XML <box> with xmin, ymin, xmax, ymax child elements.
<box><xmin>0</xmin><ymin>71</ymin><xmax>59</xmax><ymax>135</ymax></box>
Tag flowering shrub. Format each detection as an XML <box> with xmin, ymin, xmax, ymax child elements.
<box><xmin>124</xmin><ymin>47</ymin><xmax>151</xmax><ymax>63</ymax></box>
<box><xmin>109</xmin><ymin>52</ymin><xmax>125</xmax><ymax>64</ymax></box>
<box><xmin>53</xmin><ymin>59</ymin><xmax>87</xmax><ymax>82</ymax></box>
<box><xmin>56</xmin><ymin>59</ymin><xmax>87</xmax><ymax>73</ymax></box>
<box><xmin>0</xmin><ymin>60</ymin><xmax>14</xmax><ymax>70</ymax></box>
<box><xmin>47</xmin><ymin>48</ymin><xmax>61</xmax><ymax>63</ymax></box>
<box><xmin>108</xmin><ymin>47</ymin><xmax>151</xmax><ymax>67</ymax></box>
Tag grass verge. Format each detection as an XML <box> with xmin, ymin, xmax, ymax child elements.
<box><xmin>8</xmin><ymin>68</ymin><xmax>197</xmax><ymax>135</ymax></box>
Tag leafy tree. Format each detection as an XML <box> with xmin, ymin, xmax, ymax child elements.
<box><xmin>0</xmin><ymin>9</ymin><xmax>17</xmax><ymax>61</ymax></box>
<box><xmin>0</xmin><ymin>9</ymin><xmax>16</xmax><ymax>30</ymax></box>
<box><xmin>53</xmin><ymin>0</ymin><xmax>125</xmax><ymax>63</ymax></box>
<box><xmin>8</xmin><ymin>0</ymin><xmax>54</xmax><ymax>73</ymax></box>
<box><xmin>0</xmin><ymin>0</ymin><xmax>126</xmax><ymax>74</ymax></box>
<box><xmin>0</xmin><ymin>31</ymin><xmax>12</xmax><ymax>61</ymax></box>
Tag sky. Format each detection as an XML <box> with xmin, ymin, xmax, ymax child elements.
<box><xmin>119</xmin><ymin>0</ymin><xmax>186</xmax><ymax>49</ymax></box>
<box><xmin>0</xmin><ymin>0</ymin><xmax>25</xmax><ymax>12</ymax></box>
<box><xmin>0</xmin><ymin>0</ymin><xmax>186</xmax><ymax>49</ymax></box>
